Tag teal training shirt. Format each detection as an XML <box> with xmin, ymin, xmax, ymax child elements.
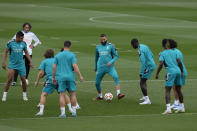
<box><xmin>173</xmin><ymin>48</ymin><xmax>187</xmax><ymax>76</ymax></box>
<box><xmin>54</xmin><ymin>50</ymin><xmax>76</xmax><ymax>81</ymax></box>
<box><xmin>39</xmin><ymin>58</ymin><xmax>55</xmax><ymax>80</ymax></box>
<box><xmin>95</xmin><ymin>43</ymin><xmax>118</xmax><ymax>70</ymax></box>
<box><xmin>6</xmin><ymin>40</ymin><xmax>27</xmax><ymax>69</ymax></box>
<box><xmin>159</xmin><ymin>49</ymin><xmax>181</xmax><ymax>74</ymax></box>
<box><xmin>138</xmin><ymin>44</ymin><xmax>156</xmax><ymax>74</ymax></box>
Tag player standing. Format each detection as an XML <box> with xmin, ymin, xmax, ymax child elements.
<box><xmin>155</xmin><ymin>39</ymin><xmax>185</xmax><ymax>114</ymax></box>
<box><xmin>94</xmin><ymin>34</ymin><xmax>125</xmax><ymax>101</ymax></box>
<box><xmin>2</xmin><ymin>31</ymin><xmax>33</xmax><ymax>101</ymax></box>
<box><xmin>12</xmin><ymin>22</ymin><xmax>41</xmax><ymax>86</ymax></box>
<box><xmin>130</xmin><ymin>38</ymin><xmax>156</xmax><ymax>104</ymax></box>
<box><xmin>52</xmin><ymin>40</ymin><xmax>84</xmax><ymax>118</ymax></box>
<box><xmin>169</xmin><ymin>39</ymin><xmax>187</xmax><ymax>111</ymax></box>
<box><xmin>35</xmin><ymin>49</ymin><xmax>74</xmax><ymax>116</ymax></box>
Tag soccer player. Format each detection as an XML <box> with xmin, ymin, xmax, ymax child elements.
<box><xmin>155</xmin><ymin>39</ymin><xmax>185</xmax><ymax>114</ymax></box>
<box><xmin>94</xmin><ymin>34</ymin><xmax>125</xmax><ymax>101</ymax></box>
<box><xmin>35</xmin><ymin>49</ymin><xmax>74</xmax><ymax>116</ymax></box>
<box><xmin>130</xmin><ymin>38</ymin><xmax>156</xmax><ymax>105</ymax></box>
<box><xmin>12</xmin><ymin>22</ymin><xmax>41</xmax><ymax>86</ymax></box>
<box><xmin>169</xmin><ymin>39</ymin><xmax>187</xmax><ymax>111</ymax></box>
<box><xmin>1</xmin><ymin>31</ymin><xmax>33</xmax><ymax>101</ymax></box>
<box><xmin>52</xmin><ymin>40</ymin><xmax>84</xmax><ymax>118</ymax></box>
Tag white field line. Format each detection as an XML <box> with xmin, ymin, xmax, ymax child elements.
<box><xmin>0</xmin><ymin>113</ymin><xmax>196</xmax><ymax>121</ymax></box>
<box><xmin>0</xmin><ymin>79</ymin><xmax>196</xmax><ymax>85</ymax></box>
<box><xmin>89</xmin><ymin>15</ymin><xmax>197</xmax><ymax>28</ymax></box>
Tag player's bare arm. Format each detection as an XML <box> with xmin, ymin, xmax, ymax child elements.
<box><xmin>24</xmin><ymin>50</ymin><xmax>34</xmax><ymax>68</ymax></box>
<box><xmin>2</xmin><ymin>49</ymin><xmax>8</xmax><ymax>70</ymax></box>
<box><xmin>73</xmin><ymin>63</ymin><xmax>84</xmax><ymax>82</ymax></box>
<box><xmin>155</xmin><ymin>61</ymin><xmax>163</xmax><ymax>79</ymax></box>
<box><xmin>35</xmin><ymin>70</ymin><xmax>45</xmax><ymax>87</ymax></box>
<box><xmin>52</xmin><ymin>64</ymin><xmax>57</xmax><ymax>84</ymax></box>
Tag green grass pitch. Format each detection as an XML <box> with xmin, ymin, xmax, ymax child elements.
<box><xmin>0</xmin><ymin>0</ymin><xmax>197</xmax><ymax>130</ymax></box>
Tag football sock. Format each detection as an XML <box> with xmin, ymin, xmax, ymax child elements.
<box><xmin>99</xmin><ymin>93</ymin><xmax>103</xmax><ymax>98</ymax></box>
<box><xmin>67</xmin><ymin>103</ymin><xmax>72</xmax><ymax>110</ymax></box>
<box><xmin>116</xmin><ymin>89</ymin><xmax>120</xmax><ymax>96</ymax></box>
<box><xmin>3</xmin><ymin>92</ymin><xmax>7</xmax><ymax>97</ymax></box>
<box><xmin>23</xmin><ymin>92</ymin><xmax>27</xmax><ymax>97</ymax></box>
<box><xmin>40</xmin><ymin>105</ymin><xmax>44</xmax><ymax>113</ymax></box>
<box><xmin>166</xmin><ymin>104</ymin><xmax>171</xmax><ymax>110</ymax></box>
<box><xmin>60</xmin><ymin>107</ymin><xmax>65</xmax><ymax>115</ymax></box>
<box><xmin>174</xmin><ymin>100</ymin><xmax>179</xmax><ymax>105</ymax></box>
<box><xmin>180</xmin><ymin>103</ymin><xmax>185</xmax><ymax>108</ymax></box>
<box><xmin>72</xmin><ymin>106</ymin><xmax>77</xmax><ymax>114</ymax></box>
<box><xmin>145</xmin><ymin>96</ymin><xmax>149</xmax><ymax>100</ymax></box>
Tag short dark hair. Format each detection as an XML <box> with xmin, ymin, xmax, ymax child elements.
<box><xmin>131</xmin><ymin>38</ymin><xmax>138</xmax><ymax>45</ymax></box>
<box><xmin>64</xmin><ymin>40</ymin><xmax>71</xmax><ymax>47</ymax></box>
<box><xmin>16</xmin><ymin>31</ymin><xmax>24</xmax><ymax>37</ymax></box>
<box><xmin>169</xmin><ymin>39</ymin><xmax>178</xmax><ymax>49</ymax></box>
<box><xmin>100</xmin><ymin>34</ymin><xmax>106</xmax><ymax>37</ymax></box>
<box><xmin>23</xmin><ymin>22</ymin><xmax>32</xmax><ymax>29</ymax></box>
<box><xmin>44</xmin><ymin>49</ymin><xmax>54</xmax><ymax>58</ymax></box>
<box><xmin>162</xmin><ymin>38</ymin><xmax>168</xmax><ymax>47</ymax></box>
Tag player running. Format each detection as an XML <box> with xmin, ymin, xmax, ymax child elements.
<box><xmin>35</xmin><ymin>49</ymin><xmax>74</xmax><ymax>116</ymax></box>
<box><xmin>12</xmin><ymin>22</ymin><xmax>41</xmax><ymax>86</ymax></box>
<box><xmin>169</xmin><ymin>39</ymin><xmax>187</xmax><ymax>111</ymax></box>
<box><xmin>130</xmin><ymin>38</ymin><xmax>156</xmax><ymax>105</ymax></box>
<box><xmin>155</xmin><ymin>39</ymin><xmax>185</xmax><ymax>114</ymax></box>
<box><xmin>2</xmin><ymin>31</ymin><xmax>33</xmax><ymax>101</ymax></box>
<box><xmin>94</xmin><ymin>34</ymin><xmax>125</xmax><ymax>101</ymax></box>
<box><xmin>52</xmin><ymin>40</ymin><xmax>84</xmax><ymax>118</ymax></box>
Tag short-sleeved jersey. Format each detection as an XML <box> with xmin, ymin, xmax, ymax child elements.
<box><xmin>6</xmin><ymin>40</ymin><xmax>27</xmax><ymax>69</ymax></box>
<box><xmin>39</xmin><ymin>58</ymin><xmax>55</xmax><ymax>80</ymax></box>
<box><xmin>173</xmin><ymin>48</ymin><xmax>187</xmax><ymax>76</ymax></box>
<box><xmin>159</xmin><ymin>49</ymin><xmax>180</xmax><ymax>74</ymax></box>
<box><xmin>54</xmin><ymin>50</ymin><xmax>76</xmax><ymax>81</ymax></box>
<box><xmin>138</xmin><ymin>44</ymin><xmax>156</xmax><ymax>74</ymax></box>
<box><xmin>95</xmin><ymin>43</ymin><xmax>118</xmax><ymax>70</ymax></box>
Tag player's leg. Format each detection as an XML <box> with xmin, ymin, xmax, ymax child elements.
<box><xmin>171</xmin><ymin>85</ymin><xmax>180</xmax><ymax>109</ymax></box>
<box><xmin>24</xmin><ymin>55</ymin><xmax>32</xmax><ymax>85</ymax></box>
<box><xmin>68</xmin><ymin>81</ymin><xmax>77</xmax><ymax>116</ymax></box>
<box><xmin>65</xmin><ymin>93</ymin><xmax>75</xmax><ymax>113</ymax></box>
<box><xmin>139</xmin><ymin>78</ymin><xmax>151</xmax><ymax>105</ymax></box>
<box><xmin>11</xmin><ymin>70</ymin><xmax>18</xmax><ymax>86</ymax></box>
<box><xmin>58</xmin><ymin>81</ymin><xmax>67</xmax><ymax>118</ymax></box>
<box><xmin>174</xmin><ymin>74</ymin><xmax>185</xmax><ymax>113</ymax></box>
<box><xmin>36</xmin><ymin>92</ymin><xmax>48</xmax><ymax>116</ymax></box>
<box><xmin>108</xmin><ymin>67</ymin><xmax>125</xmax><ymax>99</ymax></box>
<box><xmin>94</xmin><ymin>71</ymin><xmax>105</xmax><ymax>100</ymax></box>
<box><xmin>20</xmin><ymin>76</ymin><xmax>28</xmax><ymax>101</ymax></box>
<box><xmin>2</xmin><ymin>69</ymin><xmax>15</xmax><ymax>101</ymax></box>
<box><xmin>162</xmin><ymin>73</ymin><xmax>175</xmax><ymax>114</ymax></box>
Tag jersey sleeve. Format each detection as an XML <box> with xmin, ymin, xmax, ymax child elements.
<box><xmin>72</xmin><ymin>54</ymin><xmax>77</xmax><ymax>64</ymax></box>
<box><xmin>54</xmin><ymin>56</ymin><xmax>58</xmax><ymax>65</ymax></box>
<box><xmin>139</xmin><ymin>49</ymin><xmax>146</xmax><ymax>74</ymax></box>
<box><xmin>23</xmin><ymin>42</ymin><xmax>27</xmax><ymax>51</ymax></box>
<box><xmin>39</xmin><ymin>61</ymin><xmax>45</xmax><ymax>71</ymax></box>
<box><xmin>32</xmin><ymin>33</ymin><xmax>41</xmax><ymax>47</ymax></box>
<box><xmin>109</xmin><ymin>45</ymin><xmax>118</xmax><ymax>65</ymax></box>
<box><xmin>95</xmin><ymin>46</ymin><xmax>99</xmax><ymax>70</ymax></box>
<box><xmin>159</xmin><ymin>52</ymin><xmax>164</xmax><ymax>62</ymax></box>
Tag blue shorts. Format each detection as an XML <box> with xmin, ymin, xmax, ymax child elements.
<box><xmin>9</xmin><ymin>67</ymin><xmax>26</xmax><ymax>77</ymax></box>
<box><xmin>165</xmin><ymin>72</ymin><xmax>182</xmax><ymax>87</ymax></box>
<box><xmin>58</xmin><ymin>81</ymin><xmax>76</xmax><ymax>93</ymax></box>
<box><xmin>181</xmin><ymin>75</ymin><xmax>186</xmax><ymax>86</ymax></box>
<box><xmin>96</xmin><ymin>67</ymin><xmax>120</xmax><ymax>86</ymax></box>
<box><xmin>141</xmin><ymin>68</ymin><xmax>154</xmax><ymax>79</ymax></box>
<box><xmin>42</xmin><ymin>79</ymin><xmax>58</xmax><ymax>94</ymax></box>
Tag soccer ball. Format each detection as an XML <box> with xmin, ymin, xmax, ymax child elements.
<box><xmin>104</xmin><ymin>93</ymin><xmax>113</xmax><ymax>102</ymax></box>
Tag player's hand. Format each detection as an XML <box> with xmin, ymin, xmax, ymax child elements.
<box><xmin>35</xmin><ymin>81</ymin><xmax>39</xmax><ymax>87</ymax></box>
<box><xmin>2</xmin><ymin>63</ymin><xmax>6</xmax><ymax>70</ymax></box>
<box><xmin>80</xmin><ymin>75</ymin><xmax>84</xmax><ymax>82</ymax></box>
<box><xmin>95</xmin><ymin>69</ymin><xmax>97</xmax><ymax>72</ymax></box>
<box><xmin>52</xmin><ymin>78</ymin><xmax>57</xmax><ymax>85</ymax></box>
<box><xmin>30</xmin><ymin>62</ymin><xmax>34</xmax><ymax>68</ymax></box>
<box><xmin>29</xmin><ymin>45</ymin><xmax>34</xmax><ymax>49</ymax></box>
<box><xmin>106</xmin><ymin>62</ymin><xmax>111</xmax><ymax>67</ymax></box>
<box><xmin>181</xmin><ymin>72</ymin><xmax>183</xmax><ymax>78</ymax></box>
<box><xmin>155</xmin><ymin>75</ymin><xmax>159</xmax><ymax>79</ymax></box>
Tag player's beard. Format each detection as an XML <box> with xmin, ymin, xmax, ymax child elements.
<box><xmin>101</xmin><ymin>41</ymin><xmax>107</xmax><ymax>45</ymax></box>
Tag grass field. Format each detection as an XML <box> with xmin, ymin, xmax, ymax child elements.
<box><xmin>0</xmin><ymin>0</ymin><xmax>197</xmax><ymax>130</ymax></box>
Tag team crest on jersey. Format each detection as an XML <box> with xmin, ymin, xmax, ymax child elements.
<box><xmin>20</xmin><ymin>45</ymin><xmax>23</xmax><ymax>48</ymax></box>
